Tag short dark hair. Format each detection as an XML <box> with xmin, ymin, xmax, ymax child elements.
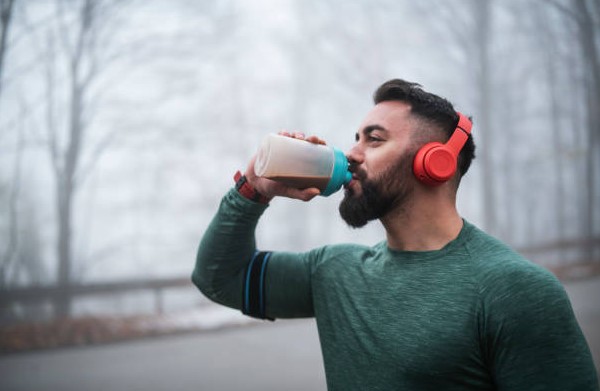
<box><xmin>373</xmin><ymin>79</ymin><xmax>475</xmax><ymax>180</ymax></box>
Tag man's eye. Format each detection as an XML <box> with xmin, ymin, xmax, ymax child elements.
<box><xmin>368</xmin><ymin>135</ymin><xmax>383</xmax><ymax>142</ymax></box>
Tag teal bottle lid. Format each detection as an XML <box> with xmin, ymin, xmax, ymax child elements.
<box><xmin>322</xmin><ymin>148</ymin><xmax>352</xmax><ymax>196</ymax></box>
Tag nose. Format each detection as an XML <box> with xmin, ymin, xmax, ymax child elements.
<box><xmin>346</xmin><ymin>143</ymin><xmax>364</xmax><ymax>168</ymax></box>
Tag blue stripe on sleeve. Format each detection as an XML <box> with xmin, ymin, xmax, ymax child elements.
<box><xmin>258</xmin><ymin>252</ymin><xmax>272</xmax><ymax>318</ymax></box>
<box><xmin>244</xmin><ymin>251</ymin><xmax>260</xmax><ymax>314</ymax></box>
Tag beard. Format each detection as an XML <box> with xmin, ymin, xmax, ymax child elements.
<box><xmin>339</xmin><ymin>151</ymin><xmax>414</xmax><ymax>228</ymax></box>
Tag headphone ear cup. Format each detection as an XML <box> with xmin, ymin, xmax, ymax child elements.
<box><xmin>413</xmin><ymin>142</ymin><xmax>440</xmax><ymax>186</ymax></box>
<box><xmin>413</xmin><ymin>142</ymin><xmax>457</xmax><ymax>186</ymax></box>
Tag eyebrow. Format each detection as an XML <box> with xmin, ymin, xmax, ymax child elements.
<box><xmin>355</xmin><ymin>124</ymin><xmax>388</xmax><ymax>141</ymax></box>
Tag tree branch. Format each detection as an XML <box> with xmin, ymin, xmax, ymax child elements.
<box><xmin>44</xmin><ymin>31</ymin><xmax>61</xmax><ymax>178</ymax></box>
<box><xmin>543</xmin><ymin>0</ymin><xmax>584</xmax><ymax>23</ymax></box>
<box><xmin>0</xmin><ymin>0</ymin><xmax>15</xmax><ymax>98</ymax></box>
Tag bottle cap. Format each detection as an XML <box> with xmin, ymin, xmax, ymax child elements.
<box><xmin>322</xmin><ymin>148</ymin><xmax>352</xmax><ymax>196</ymax></box>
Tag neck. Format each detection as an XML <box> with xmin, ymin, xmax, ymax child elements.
<box><xmin>381</xmin><ymin>189</ymin><xmax>463</xmax><ymax>252</ymax></box>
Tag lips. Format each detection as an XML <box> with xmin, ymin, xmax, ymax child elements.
<box><xmin>344</xmin><ymin>177</ymin><xmax>362</xmax><ymax>193</ymax></box>
<box><xmin>345</xmin><ymin>166</ymin><xmax>365</xmax><ymax>191</ymax></box>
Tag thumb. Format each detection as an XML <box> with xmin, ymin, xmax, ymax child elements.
<box><xmin>283</xmin><ymin>187</ymin><xmax>321</xmax><ymax>202</ymax></box>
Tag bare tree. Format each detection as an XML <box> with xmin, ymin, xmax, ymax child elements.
<box><xmin>412</xmin><ymin>0</ymin><xmax>499</xmax><ymax>234</ymax></box>
<box><xmin>0</xmin><ymin>0</ymin><xmax>15</xmax><ymax>97</ymax></box>
<box><xmin>0</xmin><ymin>101</ymin><xmax>24</xmax><ymax>287</ymax></box>
<box><xmin>546</xmin><ymin>0</ymin><xmax>600</xmax><ymax>260</ymax></box>
<box><xmin>573</xmin><ymin>0</ymin><xmax>600</xmax><ymax>260</ymax></box>
<box><xmin>0</xmin><ymin>0</ymin><xmax>17</xmax><ymax>284</ymax></box>
<box><xmin>39</xmin><ymin>0</ymin><xmax>127</xmax><ymax>317</ymax></box>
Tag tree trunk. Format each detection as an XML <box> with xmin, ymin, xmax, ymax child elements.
<box><xmin>574</xmin><ymin>0</ymin><xmax>599</xmax><ymax>261</ymax></box>
<box><xmin>55</xmin><ymin>177</ymin><xmax>73</xmax><ymax>317</ymax></box>
<box><xmin>55</xmin><ymin>79</ymin><xmax>84</xmax><ymax>317</ymax></box>
<box><xmin>53</xmin><ymin>0</ymin><xmax>90</xmax><ymax>318</ymax></box>
<box><xmin>0</xmin><ymin>104</ymin><xmax>24</xmax><ymax>287</ymax></box>
<box><xmin>474</xmin><ymin>0</ymin><xmax>497</xmax><ymax>235</ymax></box>
<box><xmin>533</xmin><ymin>5</ymin><xmax>568</xmax><ymax>246</ymax></box>
<box><xmin>0</xmin><ymin>0</ymin><xmax>15</xmax><ymax>97</ymax></box>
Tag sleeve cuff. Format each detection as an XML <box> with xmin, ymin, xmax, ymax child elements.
<box><xmin>234</xmin><ymin>171</ymin><xmax>272</xmax><ymax>204</ymax></box>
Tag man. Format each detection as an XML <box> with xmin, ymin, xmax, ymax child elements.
<box><xmin>193</xmin><ymin>79</ymin><xmax>598</xmax><ymax>390</ymax></box>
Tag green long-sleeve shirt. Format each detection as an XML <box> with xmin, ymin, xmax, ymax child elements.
<box><xmin>193</xmin><ymin>189</ymin><xmax>599</xmax><ymax>390</ymax></box>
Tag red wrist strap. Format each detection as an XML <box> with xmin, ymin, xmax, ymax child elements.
<box><xmin>234</xmin><ymin>171</ymin><xmax>271</xmax><ymax>204</ymax></box>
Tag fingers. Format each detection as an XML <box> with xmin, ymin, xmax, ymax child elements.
<box><xmin>277</xmin><ymin>130</ymin><xmax>327</xmax><ymax>145</ymax></box>
<box><xmin>284</xmin><ymin>187</ymin><xmax>321</xmax><ymax>202</ymax></box>
<box><xmin>245</xmin><ymin>155</ymin><xmax>257</xmax><ymax>176</ymax></box>
<box><xmin>258</xmin><ymin>181</ymin><xmax>320</xmax><ymax>202</ymax></box>
<box><xmin>305</xmin><ymin>135</ymin><xmax>327</xmax><ymax>145</ymax></box>
<box><xmin>244</xmin><ymin>160</ymin><xmax>320</xmax><ymax>201</ymax></box>
<box><xmin>278</xmin><ymin>130</ymin><xmax>305</xmax><ymax>139</ymax></box>
<box><xmin>248</xmin><ymin>131</ymin><xmax>326</xmax><ymax>202</ymax></box>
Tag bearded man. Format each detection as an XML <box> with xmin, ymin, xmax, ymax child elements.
<box><xmin>192</xmin><ymin>79</ymin><xmax>598</xmax><ymax>390</ymax></box>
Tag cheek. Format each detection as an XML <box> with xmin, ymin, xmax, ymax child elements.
<box><xmin>363</xmin><ymin>149</ymin><xmax>390</xmax><ymax>175</ymax></box>
<box><xmin>378</xmin><ymin>149</ymin><xmax>416</xmax><ymax>186</ymax></box>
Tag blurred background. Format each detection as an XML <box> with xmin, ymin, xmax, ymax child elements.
<box><xmin>0</xmin><ymin>0</ymin><xmax>598</xmax><ymax>389</ymax></box>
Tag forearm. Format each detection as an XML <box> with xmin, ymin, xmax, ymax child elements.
<box><xmin>192</xmin><ymin>188</ymin><xmax>269</xmax><ymax>310</ymax></box>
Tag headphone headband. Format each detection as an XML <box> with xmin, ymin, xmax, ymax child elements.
<box><xmin>446</xmin><ymin>112</ymin><xmax>472</xmax><ymax>155</ymax></box>
<box><xmin>456</xmin><ymin>112</ymin><xmax>472</xmax><ymax>135</ymax></box>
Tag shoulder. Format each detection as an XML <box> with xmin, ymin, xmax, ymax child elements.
<box><xmin>460</xmin><ymin>223</ymin><xmax>568</xmax><ymax>314</ymax></box>
<box><xmin>462</xmin><ymin>226</ymin><xmax>599</xmax><ymax>386</ymax></box>
<box><xmin>462</xmin><ymin>224</ymin><xmax>570</xmax><ymax>322</ymax></box>
<box><xmin>463</xmin><ymin>232</ymin><xmax>599</xmax><ymax>387</ymax></box>
<box><xmin>307</xmin><ymin>242</ymin><xmax>379</xmax><ymax>271</ymax></box>
<box><xmin>464</xmin><ymin>223</ymin><xmax>559</xmax><ymax>288</ymax></box>
<box><xmin>310</xmin><ymin>242</ymin><xmax>376</xmax><ymax>261</ymax></box>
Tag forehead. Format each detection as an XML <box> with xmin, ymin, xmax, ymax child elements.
<box><xmin>358</xmin><ymin>101</ymin><xmax>414</xmax><ymax>136</ymax></box>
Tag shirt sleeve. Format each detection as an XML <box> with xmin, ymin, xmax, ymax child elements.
<box><xmin>481</xmin><ymin>262</ymin><xmax>599</xmax><ymax>390</ymax></box>
<box><xmin>192</xmin><ymin>189</ymin><xmax>315</xmax><ymax>320</ymax></box>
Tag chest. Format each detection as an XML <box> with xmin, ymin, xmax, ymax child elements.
<box><xmin>312</xmin><ymin>260</ymin><xmax>489</xmax><ymax>385</ymax></box>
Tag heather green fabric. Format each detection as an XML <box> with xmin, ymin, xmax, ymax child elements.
<box><xmin>193</xmin><ymin>189</ymin><xmax>599</xmax><ymax>390</ymax></box>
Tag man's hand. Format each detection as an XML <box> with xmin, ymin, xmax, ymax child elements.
<box><xmin>245</xmin><ymin>131</ymin><xmax>327</xmax><ymax>202</ymax></box>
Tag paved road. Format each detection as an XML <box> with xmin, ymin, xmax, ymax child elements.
<box><xmin>0</xmin><ymin>318</ymin><xmax>327</xmax><ymax>391</ymax></box>
<box><xmin>1</xmin><ymin>276</ymin><xmax>599</xmax><ymax>391</ymax></box>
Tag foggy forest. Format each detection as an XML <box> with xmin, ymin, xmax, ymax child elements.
<box><xmin>0</xmin><ymin>0</ymin><xmax>599</xmax><ymax>331</ymax></box>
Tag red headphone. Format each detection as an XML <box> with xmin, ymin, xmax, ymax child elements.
<box><xmin>412</xmin><ymin>112</ymin><xmax>472</xmax><ymax>186</ymax></box>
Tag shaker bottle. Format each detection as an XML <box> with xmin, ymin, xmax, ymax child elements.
<box><xmin>254</xmin><ymin>133</ymin><xmax>352</xmax><ymax>196</ymax></box>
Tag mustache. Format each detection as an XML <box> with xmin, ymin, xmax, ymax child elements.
<box><xmin>348</xmin><ymin>163</ymin><xmax>367</xmax><ymax>180</ymax></box>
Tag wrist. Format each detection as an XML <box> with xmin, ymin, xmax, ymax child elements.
<box><xmin>234</xmin><ymin>171</ymin><xmax>272</xmax><ymax>204</ymax></box>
